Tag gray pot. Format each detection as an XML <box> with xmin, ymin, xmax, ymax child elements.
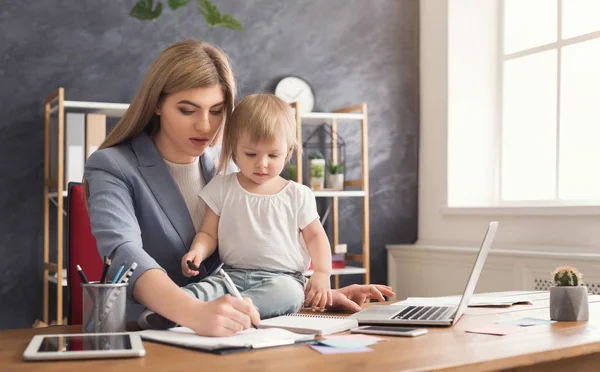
<box><xmin>550</xmin><ymin>285</ymin><xmax>589</xmax><ymax>321</ymax></box>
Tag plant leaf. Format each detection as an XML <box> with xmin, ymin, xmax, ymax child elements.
<box><xmin>130</xmin><ymin>0</ymin><xmax>163</xmax><ymax>21</ymax></box>
<box><xmin>168</xmin><ymin>0</ymin><xmax>190</xmax><ymax>10</ymax></box>
<box><xmin>197</xmin><ymin>0</ymin><xmax>221</xmax><ymax>27</ymax></box>
<box><xmin>216</xmin><ymin>13</ymin><xmax>243</xmax><ymax>30</ymax></box>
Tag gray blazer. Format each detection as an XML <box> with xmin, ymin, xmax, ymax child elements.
<box><xmin>85</xmin><ymin>132</ymin><xmax>226</xmax><ymax>308</ymax></box>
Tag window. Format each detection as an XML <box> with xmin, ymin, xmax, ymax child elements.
<box><xmin>500</xmin><ymin>0</ymin><xmax>600</xmax><ymax>204</ymax></box>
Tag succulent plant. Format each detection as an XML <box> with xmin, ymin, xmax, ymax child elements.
<box><xmin>551</xmin><ymin>265</ymin><xmax>584</xmax><ymax>286</ymax></box>
<box><xmin>327</xmin><ymin>163</ymin><xmax>345</xmax><ymax>174</ymax></box>
<box><xmin>308</xmin><ymin>151</ymin><xmax>324</xmax><ymax>160</ymax></box>
<box><xmin>311</xmin><ymin>164</ymin><xmax>324</xmax><ymax>178</ymax></box>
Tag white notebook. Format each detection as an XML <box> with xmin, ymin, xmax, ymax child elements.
<box><xmin>139</xmin><ymin>327</ymin><xmax>314</xmax><ymax>352</ymax></box>
<box><xmin>258</xmin><ymin>313</ymin><xmax>359</xmax><ymax>336</ymax></box>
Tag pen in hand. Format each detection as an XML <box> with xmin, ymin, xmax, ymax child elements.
<box><xmin>219</xmin><ymin>268</ymin><xmax>259</xmax><ymax>329</ymax></box>
<box><xmin>187</xmin><ymin>261</ymin><xmax>258</xmax><ymax>329</ymax></box>
<box><xmin>186</xmin><ymin>260</ymin><xmax>197</xmax><ymax>272</ymax></box>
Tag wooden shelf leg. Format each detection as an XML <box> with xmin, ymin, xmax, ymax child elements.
<box><xmin>361</xmin><ymin>103</ymin><xmax>370</xmax><ymax>285</ymax></box>
<box><xmin>43</xmin><ymin>99</ymin><xmax>51</xmax><ymax>324</ymax></box>
<box><xmin>56</xmin><ymin>88</ymin><xmax>65</xmax><ymax>325</ymax></box>
<box><xmin>293</xmin><ymin>102</ymin><xmax>302</xmax><ymax>184</ymax></box>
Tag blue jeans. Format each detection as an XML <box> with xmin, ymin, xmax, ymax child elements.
<box><xmin>182</xmin><ymin>268</ymin><xmax>306</xmax><ymax>319</ymax></box>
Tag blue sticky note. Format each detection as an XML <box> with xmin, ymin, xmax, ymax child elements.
<box><xmin>310</xmin><ymin>345</ymin><xmax>373</xmax><ymax>355</ymax></box>
<box><xmin>318</xmin><ymin>339</ymin><xmax>378</xmax><ymax>349</ymax></box>
<box><xmin>496</xmin><ymin>317</ymin><xmax>556</xmax><ymax>327</ymax></box>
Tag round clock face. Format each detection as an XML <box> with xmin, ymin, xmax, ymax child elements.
<box><xmin>274</xmin><ymin>76</ymin><xmax>315</xmax><ymax>113</ymax></box>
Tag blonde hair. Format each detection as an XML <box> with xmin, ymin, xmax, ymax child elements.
<box><xmin>84</xmin><ymin>39</ymin><xmax>236</xmax><ymax>202</ymax></box>
<box><xmin>219</xmin><ymin>93</ymin><xmax>298</xmax><ymax>173</ymax></box>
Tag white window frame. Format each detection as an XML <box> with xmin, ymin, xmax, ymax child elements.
<box><xmin>497</xmin><ymin>0</ymin><xmax>600</xmax><ymax>207</ymax></box>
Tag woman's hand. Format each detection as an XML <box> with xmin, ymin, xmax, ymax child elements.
<box><xmin>181</xmin><ymin>250</ymin><xmax>203</xmax><ymax>277</ymax></box>
<box><xmin>304</xmin><ymin>272</ymin><xmax>333</xmax><ymax>311</ymax></box>
<box><xmin>328</xmin><ymin>284</ymin><xmax>396</xmax><ymax>312</ymax></box>
<box><xmin>184</xmin><ymin>295</ymin><xmax>260</xmax><ymax>337</ymax></box>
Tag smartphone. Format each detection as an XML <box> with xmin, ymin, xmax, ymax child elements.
<box><xmin>350</xmin><ymin>326</ymin><xmax>428</xmax><ymax>337</ymax></box>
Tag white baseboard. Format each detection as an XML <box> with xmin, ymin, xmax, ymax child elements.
<box><xmin>386</xmin><ymin>244</ymin><xmax>600</xmax><ymax>300</ymax></box>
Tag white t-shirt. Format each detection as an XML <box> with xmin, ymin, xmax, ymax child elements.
<box><xmin>163</xmin><ymin>157</ymin><xmax>206</xmax><ymax>232</ymax></box>
<box><xmin>199</xmin><ymin>173</ymin><xmax>319</xmax><ymax>273</ymax></box>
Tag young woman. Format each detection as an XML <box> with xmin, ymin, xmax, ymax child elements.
<box><xmin>84</xmin><ymin>40</ymin><xmax>394</xmax><ymax>337</ymax></box>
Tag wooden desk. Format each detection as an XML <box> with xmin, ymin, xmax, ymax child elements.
<box><xmin>2</xmin><ymin>293</ymin><xmax>600</xmax><ymax>372</ymax></box>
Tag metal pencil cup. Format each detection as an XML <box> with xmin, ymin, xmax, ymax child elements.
<box><xmin>82</xmin><ymin>282</ymin><xmax>127</xmax><ymax>333</ymax></box>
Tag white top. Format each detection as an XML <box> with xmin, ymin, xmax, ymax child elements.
<box><xmin>164</xmin><ymin>157</ymin><xmax>206</xmax><ymax>232</ymax></box>
<box><xmin>199</xmin><ymin>173</ymin><xmax>319</xmax><ymax>273</ymax></box>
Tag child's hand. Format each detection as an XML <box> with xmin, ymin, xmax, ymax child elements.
<box><xmin>181</xmin><ymin>250</ymin><xmax>202</xmax><ymax>277</ymax></box>
<box><xmin>304</xmin><ymin>272</ymin><xmax>332</xmax><ymax>311</ymax></box>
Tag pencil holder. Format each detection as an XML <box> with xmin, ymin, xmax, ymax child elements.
<box><xmin>81</xmin><ymin>282</ymin><xmax>127</xmax><ymax>333</ymax></box>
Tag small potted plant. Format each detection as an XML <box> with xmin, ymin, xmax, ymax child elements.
<box><xmin>550</xmin><ymin>265</ymin><xmax>589</xmax><ymax>321</ymax></box>
<box><xmin>310</xmin><ymin>163</ymin><xmax>325</xmax><ymax>190</ymax></box>
<box><xmin>326</xmin><ymin>163</ymin><xmax>345</xmax><ymax>190</ymax></box>
<box><xmin>308</xmin><ymin>152</ymin><xmax>325</xmax><ymax>190</ymax></box>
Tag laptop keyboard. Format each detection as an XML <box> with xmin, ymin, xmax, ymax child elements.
<box><xmin>393</xmin><ymin>306</ymin><xmax>456</xmax><ymax>321</ymax></box>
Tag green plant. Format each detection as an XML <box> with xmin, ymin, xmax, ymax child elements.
<box><xmin>311</xmin><ymin>164</ymin><xmax>324</xmax><ymax>178</ymax></box>
<box><xmin>308</xmin><ymin>151</ymin><xmax>324</xmax><ymax>160</ymax></box>
<box><xmin>129</xmin><ymin>0</ymin><xmax>243</xmax><ymax>43</ymax></box>
<box><xmin>552</xmin><ymin>266</ymin><xmax>584</xmax><ymax>286</ymax></box>
<box><xmin>285</xmin><ymin>165</ymin><xmax>297</xmax><ymax>180</ymax></box>
<box><xmin>327</xmin><ymin>163</ymin><xmax>345</xmax><ymax>174</ymax></box>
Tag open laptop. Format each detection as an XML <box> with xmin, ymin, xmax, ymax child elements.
<box><xmin>351</xmin><ymin>221</ymin><xmax>499</xmax><ymax>327</ymax></box>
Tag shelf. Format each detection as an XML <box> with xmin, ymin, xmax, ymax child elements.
<box><xmin>50</xmin><ymin>100</ymin><xmax>129</xmax><ymax>118</ymax></box>
<box><xmin>304</xmin><ymin>267</ymin><xmax>367</xmax><ymax>277</ymax></box>
<box><xmin>48</xmin><ymin>191</ymin><xmax>68</xmax><ymax>198</ymax></box>
<box><xmin>48</xmin><ymin>270</ymin><xmax>67</xmax><ymax>287</ymax></box>
<box><xmin>300</xmin><ymin>112</ymin><xmax>364</xmax><ymax>125</ymax></box>
<box><xmin>49</xmin><ymin>189</ymin><xmax>365</xmax><ymax>199</ymax></box>
<box><xmin>50</xmin><ymin>103</ymin><xmax>363</xmax><ymax>123</ymax></box>
<box><xmin>313</xmin><ymin>190</ymin><xmax>365</xmax><ymax>198</ymax></box>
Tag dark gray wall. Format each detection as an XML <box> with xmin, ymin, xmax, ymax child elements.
<box><xmin>0</xmin><ymin>0</ymin><xmax>419</xmax><ymax>329</ymax></box>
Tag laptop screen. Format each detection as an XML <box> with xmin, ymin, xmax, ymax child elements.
<box><xmin>452</xmin><ymin>221</ymin><xmax>499</xmax><ymax>325</ymax></box>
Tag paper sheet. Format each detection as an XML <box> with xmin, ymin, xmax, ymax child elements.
<box><xmin>465</xmin><ymin>325</ymin><xmax>513</xmax><ymax>336</ymax></box>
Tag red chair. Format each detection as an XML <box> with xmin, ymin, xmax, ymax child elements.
<box><xmin>66</xmin><ymin>182</ymin><xmax>103</xmax><ymax>325</ymax></box>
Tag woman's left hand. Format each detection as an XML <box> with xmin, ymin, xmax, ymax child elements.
<box><xmin>328</xmin><ymin>284</ymin><xmax>396</xmax><ymax>312</ymax></box>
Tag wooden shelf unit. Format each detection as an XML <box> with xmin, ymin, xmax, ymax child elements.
<box><xmin>43</xmin><ymin>88</ymin><xmax>125</xmax><ymax>325</ymax></box>
<box><xmin>292</xmin><ymin>102</ymin><xmax>370</xmax><ymax>289</ymax></box>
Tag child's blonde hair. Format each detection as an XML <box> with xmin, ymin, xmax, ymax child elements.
<box><xmin>219</xmin><ymin>93</ymin><xmax>298</xmax><ymax>173</ymax></box>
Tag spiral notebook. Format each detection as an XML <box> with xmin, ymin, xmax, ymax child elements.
<box><xmin>258</xmin><ymin>314</ymin><xmax>359</xmax><ymax>336</ymax></box>
<box><xmin>139</xmin><ymin>327</ymin><xmax>315</xmax><ymax>354</ymax></box>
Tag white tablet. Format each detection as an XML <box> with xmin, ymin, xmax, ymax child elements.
<box><xmin>23</xmin><ymin>333</ymin><xmax>145</xmax><ymax>361</ymax></box>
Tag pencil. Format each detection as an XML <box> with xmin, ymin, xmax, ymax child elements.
<box><xmin>100</xmin><ymin>256</ymin><xmax>111</xmax><ymax>284</ymax></box>
<box><xmin>76</xmin><ymin>264</ymin><xmax>89</xmax><ymax>284</ymax></box>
